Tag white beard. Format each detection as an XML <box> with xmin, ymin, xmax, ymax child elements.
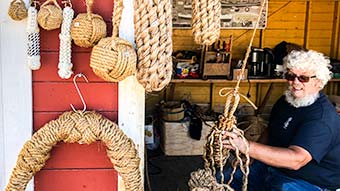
<box><xmin>285</xmin><ymin>89</ymin><xmax>319</xmax><ymax>108</ymax></box>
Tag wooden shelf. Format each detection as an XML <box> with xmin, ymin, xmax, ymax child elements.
<box><xmin>170</xmin><ymin>78</ymin><xmax>340</xmax><ymax>84</ymax></box>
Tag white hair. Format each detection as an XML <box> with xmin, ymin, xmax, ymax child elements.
<box><xmin>283</xmin><ymin>50</ymin><xmax>332</xmax><ymax>89</ymax></box>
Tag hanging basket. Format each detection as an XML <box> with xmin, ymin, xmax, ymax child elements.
<box><xmin>71</xmin><ymin>0</ymin><xmax>106</xmax><ymax>48</ymax></box>
<box><xmin>5</xmin><ymin>111</ymin><xmax>142</xmax><ymax>191</ymax></box>
<box><xmin>90</xmin><ymin>0</ymin><xmax>136</xmax><ymax>82</ymax></box>
<box><xmin>8</xmin><ymin>0</ymin><xmax>28</xmax><ymax>21</ymax></box>
<box><xmin>37</xmin><ymin>0</ymin><xmax>63</xmax><ymax>30</ymax></box>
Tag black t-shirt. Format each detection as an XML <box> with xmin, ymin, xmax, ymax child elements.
<box><xmin>268</xmin><ymin>92</ymin><xmax>340</xmax><ymax>189</ymax></box>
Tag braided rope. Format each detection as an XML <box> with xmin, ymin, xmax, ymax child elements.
<box><xmin>27</xmin><ymin>4</ymin><xmax>41</xmax><ymax>70</ymax></box>
<box><xmin>189</xmin><ymin>1</ymin><xmax>267</xmax><ymax>190</ymax></box>
<box><xmin>37</xmin><ymin>0</ymin><xmax>63</xmax><ymax>30</ymax></box>
<box><xmin>89</xmin><ymin>0</ymin><xmax>136</xmax><ymax>82</ymax></box>
<box><xmin>5</xmin><ymin>111</ymin><xmax>142</xmax><ymax>191</ymax></box>
<box><xmin>8</xmin><ymin>0</ymin><xmax>28</xmax><ymax>21</ymax></box>
<box><xmin>58</xmin><ymin>3</ymin><xmax>74</xmax><ymax>79</ymax></box>
<box><xmin>191</xmin><ymin>0</ymin><xmax>220</xmax><ymax>46</ymax></box>
<box><xmin>134</xmin><ymin>0</ymin><xmax>173</xmax><ymax>92</ymax></box>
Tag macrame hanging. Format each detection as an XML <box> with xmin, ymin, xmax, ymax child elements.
<box><xmin>58</xmin><ymin>0</ymin><xmax>74</xmax><ymax>79</ymax></box>
<box><xmin>188</xmin><ymin>1</ymin><xmax>267</xmax><ymax>190</ymax></box>
<box><xmin>90</xmin><ymin>0</ymin><xmax>136</xmax><ymax>82</ymax></box>
<box><xmin>8</xmin><ymin>0</ymin><xmax>28</xmax><ymax>21</ymax></box>
<box><xmin>37</xmin><ymin>0</ymin><xmax>63</xmax><ymax>30</ymax></box>
<box><xmin>27</xmin><ymin>0</ymin><xmax>41</xmax><ymax>70</ymax></box>
<box><xmin>71</xmin><ymin>0</ymin><xmax>107</xmax><ymax>48</ymax></box>
<box><xmin>134</xmin><ymin>0</ymin><xmax>173</xmax><ymax>92</ymax></box>
<box><xmin>191</xmin><ymin>0</ymin><xmax>221</xmax><ymax>45</ymax></box>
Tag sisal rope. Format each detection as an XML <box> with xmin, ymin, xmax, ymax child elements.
<box><xmin>5</xmin><ymin>111</ymin><xmax>142</xmax><ymax>191</ymax></box>
<box><xmin>58</xmin><ymin>0</ymin><xmax>74</xmax><ymax>79</ymax></box>
<box><xmin>37</xmin><ymin>0</ymin><xmax>63</xmax><ymax>30</ymax></box>
<box><xmin>134</xmin><ymin>0</ymin><xmax>173</xmax><ymax>92</ymax></box>
<box><xmin>8</xmin><ymin>0</ymin><xmax>28</xmax><ymax>21</ymax></box>
<box><xmin>188</xmin><ymin>1</ymin><xmax>267</xmax><ymax>190</ymax></box>
<box><xmin>27</xmin><ymin>0</ymin><xmax>41</xmax><ymax>70</ymax></box>
<box><xmin>89</xmin><ymin>0</ymin><xmax>137</xmax><ymax>82</ymax></box>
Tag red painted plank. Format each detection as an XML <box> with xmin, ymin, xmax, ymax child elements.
<box><xmin>34</xmin><ymin>169</ymin><xmax>118</xmax><ymax>191</ymax></box>
<box><xmin>33</xmin><ymin>111</ymin><xmax>118</xmax><ymax>131</ymax></box>
<box><xmin>33</xmin><ymin>82</ymin><xmax>118</xmax><ymax>112</ymax></box>
<box><xmin>32</xmin><ymin>52</ymin><xmax>110</xmax><ymax>82</ymax></box>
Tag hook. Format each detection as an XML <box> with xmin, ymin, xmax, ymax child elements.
<box><xmin>70</xmin><ymin>73</ymin><xmax>89</xmax><ymax>112</ymax></box>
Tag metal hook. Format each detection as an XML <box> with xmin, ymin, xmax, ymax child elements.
<box><xmin>70</xmin><ymin>73</ymin><xmax>89</xmax><ymax>112</ymax></box>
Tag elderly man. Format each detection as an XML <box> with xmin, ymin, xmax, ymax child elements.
<box><xmin>221</xmin><ymin>50</ymin><xmax>340</xmax><ymax>191</ymax></box>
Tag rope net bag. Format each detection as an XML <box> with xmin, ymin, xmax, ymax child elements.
<box><xmin>8</xmin><ymin>0</ymin><xmax>28</xmax><ymax>21</ymax></box>
<box><xmin>27</xmin><ymin>0</ymin><xmax>41</xmax><ymax>70</ymax></box>
<box><xmin>134</xmin><ymin>0</ymin><xmax>173</xmax><ymax>92</ymax></box>
<box><xmin>71</xmin><ymin>0</ymin><xmax>107</xmax><ymax>48</ymax></box>
<box><xmin>5</xmin><ymin>111</ymin><xmax>142</xmax><ymax>191</ymax></box>
<box><xmin>191</xmin><ymin>0</ymin><xmax>220</xmax><ymax>45</ymax></box>
<box><xmin>90</xmin><ymin>0</ymin><xmax>136</xmax><ymax>82</ymax></box>
<box><xmin>58</xmin><ymin>0</ymin><xmax>74</xmax><ymax>79</ymax></box>
<box><xmin>188</xmin><ymin>1</ymin><xmax>266</xmax><ymax>190</ymax></box>
<box><xmin>37</xmin><ymin>0</ymin><xmax>63</xmax><ymax>30</ymax></box>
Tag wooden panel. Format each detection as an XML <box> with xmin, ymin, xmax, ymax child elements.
<box><xmin>33</xmin><ymin>83</ymin><xmax>118</xmax><ymax>112</ymax></box>
<box><xmin>34</xmin><ymin>169</ymin><xmax>118</xmax><ymax>191</ymax></box>
<box><xmin>168</xmin><ymin>84</ymin><xmax>210</xmax><ymax>103</ymax></box>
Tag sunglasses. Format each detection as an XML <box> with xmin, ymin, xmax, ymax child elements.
<box><xmin>284</xmin><ymin>72</ymin><xmax>316</xmax><ymax>83</ymax></box>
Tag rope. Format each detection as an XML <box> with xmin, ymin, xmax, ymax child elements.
<box><xmin>189</xmin><ymin>1</ymin><xmax>267</xmax><ymax>190</ymax></box>
<box><xmin>191</xmin><ymin>0</ymin><xmax>220</xmax><ymax>46</ymax></box>
<box><xmin>134</xmin><ymin>0</ymin><xmax>173</xmax><ymax>92</ymax></box>
<box><xmin>5</xmin><ymin>111</ymin><xmax>142</xmax><ymax>191</ymax></box>
<box><xmin>8</xmin><ymin>0</ymin><xmax>28</xmax><ymax>21</ymax></box>
<box><xmin>27</xmin><ymin>1</ymin><xmax>41</xmax><ymax>70</ymax></box>
<box><xmin>37</xmin><ymin>0</ymin><xmax>63</xmax><ymax>30</ymax></box>
<box><xmin>58</xmin><ymin>1</ymin><xmax>74</xmax><ymax>79</ymax></box>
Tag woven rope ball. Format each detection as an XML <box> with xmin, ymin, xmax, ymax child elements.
<box><xmin>71</xmin><ymin>13</ymin><xmax>107</xmax><ymax>48</ymax></box>
<box><xmin>37</xmin><ymin>0</ymin><xmax>63</xmax><ymax>30</ymax></box>
<box><xmin>8</xmin><ymin>0</ymin><xmax>28</xmax><ymax>21</ymax></box>
<box><xmin>90</xmin><ymin>37</ymin><xmax>136</xmax><ymax>82</ymax></box>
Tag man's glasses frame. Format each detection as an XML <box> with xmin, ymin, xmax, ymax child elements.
<box><xmin>284</xmin><ymin>72</ymin><xmax>316</xmax><ymax>83</ymax></box>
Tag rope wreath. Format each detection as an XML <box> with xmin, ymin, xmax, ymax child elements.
<box><xmin>134</xmin><ymin>0</ymin><xmax>173</xmax><ymax>92</ymax></box>
<box><xmin>8</xmin><ymin>0</ymin><xmax>28</xmax><ymax>21</ymax></box>
<box><xmin>188</xmin><ymin>1</ymin><xmax>267</xmax><ymax>190</ymax></box>
<box><xmin>71</xmin><ymin>0</ymin><xmax>106</xmax><ymax>48</ymax></box>
<box><xmin>191</xmin><ymin>0</ymin><xmax>220</xmax><ymax>45</ymax></box>
<box><xmin>90</xmin><ymin>0</ymin><xmax>136</xmax><ymax>82</ymax></box>
<box><xmin>27</xmin><ymin>0</ymin><xmax>41</xmax><ymax>70</ymax></box>
<box><xmin>5</xmin><ymin>111</ymin><xmax>142</xmax><ymax>191</ymax></box>
<box><xmin>58</xmin><ymin>0</ymin><xmax>74</xmax><ymax>79</ymax></box>
<box><xmin>37</xmin><ymin>0</ymin><xmax>63</xmax><ymax>30</ymax></box>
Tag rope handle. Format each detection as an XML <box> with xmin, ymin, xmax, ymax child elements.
<box><xmin>10</xmin><ymin>0</ymin><xmax>25</xmax><ymax>5</ymax></box>
<box><xmin>62</xmin><ymin>0</ymin><xmax>72</xmax><ymax>8</ymax></box>
<box><xmin>85</xmin><ymin>0</ymin><xmax>94</xmax><ymax>18</ymax></box>
<box><xmin>111</xmin><ymin>0</ymin><xmax>123</xmax><ymax>38</ymax></box>
<box><xmin>40</xmin><ymin>0</ymin><xmax>61</xmax><ymax>9</ymax></box>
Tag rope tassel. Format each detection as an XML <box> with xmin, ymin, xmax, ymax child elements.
<box><xmin>27</xmin><ymin>6</ymin><xmax>41</xmax><ymax>70</ymax></box>
<box><xmin>58</xmin><ymin>6</ymin><xmax>74</xmax><ymax>79</ymax></box>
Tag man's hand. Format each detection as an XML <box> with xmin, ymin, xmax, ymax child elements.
<box><xmin>222</xmin><ymin>131</ymin><xmax>250</xmax><ymax>154</ymax></box>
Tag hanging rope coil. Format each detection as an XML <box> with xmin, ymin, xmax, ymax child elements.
<box><xmin>37</xmin><ymin>0</ymin><xmax>63</xmax><ymax>30</ymax></box>
<box><xmin>90</xmin><ymin>0</ymin><xmax>136</xmax><ymax>82</ymax></box>
<box><xmin>191</xmin><ymin>0</ymin><xmax>221</xmax><ymax>45</ymax></box>
<box><xmin>134</xmin><ymin>0</ymin><xmax>173</xmax><ymax>92</ymax></box>
<box><xmin>27</xmin><ymin>1</ymin><xmax>41</xmax><ymax>70</ymax></box>
<box><xmin>8</xmin><ymin>0</ymin><xmax>28</xmax><ymax>21</ymax></box>
<box><xmin>5</xmin><ymin>111</ymin><xmax>142</xmax><ymax>191</ymax></box>
<box><xmin>58</xmin><ymin>1</ymin><xmax>74</xmax><ymax>79</ymax></box>
<box><xmin>71</xmin><ymin>0</ymin><xmax>106</xmax><ymax>48</ymax></box>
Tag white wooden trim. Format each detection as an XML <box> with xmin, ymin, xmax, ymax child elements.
<box><xmin>0</xmin><ymin>0</ymin><xmax>33</xmax><ymax>190</ymax></box>
<box><xmin>118</xmin><ymin>0</ymin><xmax>145</xmax><ymax>189</ymax></box>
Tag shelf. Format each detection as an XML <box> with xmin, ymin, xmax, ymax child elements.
<box><xmin>170</xmin><ymin>78</ymin><xmax>340</xmax><ymax>84</ymax></box>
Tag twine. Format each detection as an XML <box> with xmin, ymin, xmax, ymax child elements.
<box><xmin>191</xmin><ymin>0</ymin><xmax>220</xmax><ymax>46</ymax></box>
<box><xmin>134</xmin><ymin>0</ymin><xmax>173</xmax><ymax>92</ymax></box>
<box><xmin>58</xmin><ymin>1</ymin><xmax>74</xmax><ymax>79</ymax></box>
<box><xmin>71</xmin><ymin>0</ymin><xmax>106</xmax><ymax>48</ymax></box>
<box><xmin>189</xmin><ymin>1</ymin><xmax>267</xmax><ymax>190</ymax></box>
<box><xmin>90</xmin><ymin>0</ymin><xmax>137</xmax><ymax>82</ymax></box>
<box><xmin>5</xmin><ymin>111</ymin><xmax>142</xmax><ymax>191</ymax></box>
<box><xmin>37</xmin><ymin>0</ymin><xmax>63</xmax><ymax>30</ymax></box>
<box><xmin>27</xmin><ymin>2</ymin><xmax>41</xmax><ymax>70</ymax></box>
<box><xmin>8</xmin><ymin>0</ymin><xmax>28</xmax><ymax>21</ymax></box>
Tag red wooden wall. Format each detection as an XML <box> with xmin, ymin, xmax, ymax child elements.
<box><xmin>32</xmin><ymin>0</ymin><xmax>119</xmax><ymax>190</ymax></box>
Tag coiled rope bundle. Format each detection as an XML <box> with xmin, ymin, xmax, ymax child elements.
<box><xmin>37</xmin><ymin>0</ymin><xmax>63</xmax><ymax>30</ymax></box>
<box><xmin>5</xmin><ymin>111</ymin><xmax>142</xmax><ymax>191</ymax></box>
<box><xmin>71</xmin><ymin>0</ymin><xmax>106</xmax><ymax>48</ymax></box>
<box><xmin>134</xmin><ymin>0</ymin><xmax>173</xmax><ymax>92</ymax></box>
<box><xmin>58</xmin><ymin>0</ymin><xmax>74</xmax><ymax>79</ymax></box>
<box><xmin>191</xmin><ymin>0</ymin><xmax>220</xmax><ymax>45</ymax></box>
<box><xmin>27</xmin><ymin>0</ymin><xmax>41</xmax><ymax>70</ymax></box>
<box><xmin>90</xmin><ymin>0</ymin><xmax>136</xmax><ymax>82</ymax></box>
<box><xmin>8</xmin><ymin>0</ymin><xmax>28</xmax><ymax>21</ymax></box>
